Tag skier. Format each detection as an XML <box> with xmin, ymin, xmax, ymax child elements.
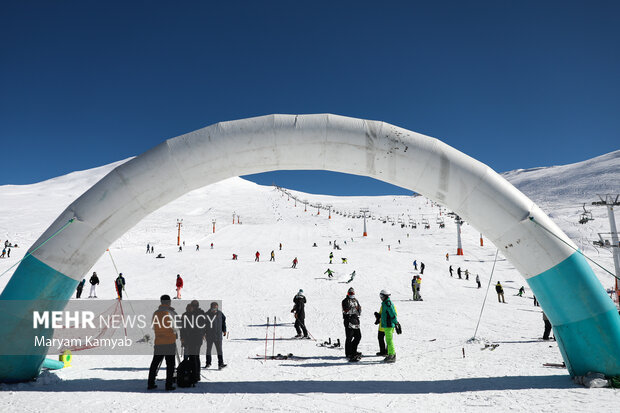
<box><xmin>449</xmin><ymin>265</ymin><xmax>453</xmax><ymax>277</ymax></box>
<box><xmin>291</xmin><ymin>289</ymin><xmax>308</xmax><ymax>338</ymax></box>
<box><xmin>146</xmin><ymin>244</ymin><xmax>150</xmax><ymax>254</ymax></box>
<box><xmin>180</xmin><ymin>300</ymin><xmax>205</xmax><ymax>382</ymax></box>
<box><xmin>346</xmin><ymin>271</ymin><xmax>356</xmax><ymax>283</ymax></box>
<box><xmin>517</xmin><ymin>286</ymin><xmax>525</xmax><ymax>297</ymax></box>
<box><xmin>342</xmin><ymin>287</ymin><xmax>362</xmax><ymax>362</ymax></box>
<box><xmin>270</xmin><ymin>250</ymin><xmax>275</xmax><ymax>261</ymax></box>
<box><xmin>279</xmin><ymin>243</ymin><xmax>282</xmax><ymax>250</ymax></box>
<box><xmin>445</xmin><ymin>252</ymin><xmax>449</xmax><ymax>261</ymax></box>
<box><xmin>476</xmin><ymin>274</ymin><xmax>481</xmax><ymax>289</ymax></box>
<box><xmin>324</xmin><ymin>268</ymin><xmax>335</xmax><ymax>278</ymax></box>
<box><xmin>420</xmin><ymin>262</ymin><xmax>425</xmax><ymax>275</ymax></box>
<box><xmin>151</xmin><ymin>246</ymin><xmax>154</xmax><ymax>253</ymax></box>
<box><xmin>176</xmin><ymin>274</ymin><xmax>183</xmax><ymax>299</ymax></box>
<box><xmin>178</xmin><ymin>246</ymin><xmax>182</xmax><ymax>252</ymax></box>
<box><xmin>196</xmin><ymin>244</ymin><xmax>200</xmax><ymax>251</ymax></box>
<box><xmin>89</xmin><ymin>271</ymin><xmax>99</xmax><ymax>298</ymax></box>
<box><xmin>115</xmin><ymin>273</ymin><xmax>126</xmax><ymax>300</ymax></box>
<box><xmin>147</xmin><ymin>295</ymin><xmax>177</xmax><ymax>391</ymax></box>
<box><xmin>210</xmin><ymin>243</ymin><xmax>213</xmax><ymax>249</ymax></box>
<box><xmin>457</xmin><ymin>267</ymin><xmax>462</xmax><ymax>279</ymax></box>
<box><xmin>292</xmin><ymin>257</ymin><xmax>298</xmax><ymax>268</ymax></box>
<box><xmin>232</xmin><ymin>253</ymin><xmax>238</xmax><ymax>260</ymax></box>
<box><xmin>379</xmin><ymin>289</ymin><xmax>399</xmax><ymax>363</ymax></box>
<box><xmin>204</xmin><ymin>301</ymin><xmax>227</xmax><ymax>369</ymax></box>
<box><xmin>465</xmin><ymin>269</ymin><xmax>469</xmax><ymax>280</ymax></box>
<box><xmin>542</xmin><ymin>311</ymin><xmax>553</xmax><ymax>340</ymax></box>
<box><xmin>341</xmin><ymin>257</ymin><xmax>348</xmax><ymax>264</ymax></box>
<box><xmin>255</xmin><ymin>251</ymin><xmax>260</xmax><ymax>262</ymax></box>
<box><xmin>329</xmin><ymin>252</ymin><xmax>334</xmax><ymax>264</ymax></box>
<box><xmin>411</xmin><ymin>275</ymin><xmax>419</xmax><ymax>301</ymax></box>
<box><xmin>495</xmin><ymin>281</ymin><xmax>505</xmax><ymax>303</ymax></box>
<box><xmin>413</xmin><ymin>260</ymin><xmax>417</xmax><ymax>270</ymax></box>
<box><xmin>76</xmin><ymin>278</ymin><xmax>85</xmax><ymax>299</ymax></box>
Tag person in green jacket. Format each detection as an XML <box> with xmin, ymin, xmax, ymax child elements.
<box><xmin>379</xmin><ymin>289</ymin><xmax>398</xmax><ymax>363</ymax></box>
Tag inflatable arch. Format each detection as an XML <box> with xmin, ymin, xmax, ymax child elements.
<box><xmin>1</xmin><ymin>114</ymin><xmax>619</xmax><ymax>382</ymax></box>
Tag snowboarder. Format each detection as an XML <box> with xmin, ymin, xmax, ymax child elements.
<box><xmin>379</xmin><ymin>289</ymin><xmax>399</xmax><ymax>363</ymax></box>
<box><xmin>342</xmin><ymin>287</ymin><xmax>362</xmax><ymax>362</ymax></box>
<box><xmin>542</xmin><ymin>311</ymin><xmax>552</xmax><ymax>340</ymax></box>
<box><xmin>517</xmin><ymin>286</ymin><xmax>525</xmax><ymax>297</ymax></box>
<box><xmin>465</xmin><ymin>269</ymin><xmax>469</xmax><ymax>280</ymax></box>
<box><xmin>329</xmin><ymin>252</ymin><xmax>334</xmax><ymax>264</ymax></box>
<box><xmin>180</xmin><ymin>300</ymin><xmax>205</xmax><ymax>381</ymax></box>
<box><xmin>176</xmin><ymin>274</ymin><xmax>183</xmax><ymax>299</ymax></box>
<box><xmin>495</xmin><ymin>281</ymin><xmax>505</xmax><ymax>303</ymax></box>
<box><xmin>292</xmin><ymin>257</ymin><xmax>298</xmax><ymax>268</ymax></box>
<box><xmin>204</xmin><ymin>301</ymin><xmax>227</xmax><ymax>369</ymax></box>
<box><xmin>449</xmin><ymin>265</ymin><xmax>453</xmax><ymax>277</ymax></box>
<box><xmin>324</xmin><ymin>268</ymin><xmax>335</xmax><ymax>278</ymax></box>
<box><xmin>89</xmin><ymin>271</ymin><xmax>99</xmax><ymax>298</ymax></box>
<box><xmin>413</xmin><ymin>260</ymin><xmax>417</xmax><ymax>270</ymax></box>
<box><xmin>115</xmin><ymin>273</ymin><xmax>126</xmax><ymax>300</ymax></box>
<box><xmin>147</xmin><ymin>295</ymin><xmax>177</xmax><ymax>391</ymax></box>
<box><xmin>346</xmin><ymin>271</ymin><xmax>356</xmax><ymax>283</ymax></box>
<box><xmin>457</xmin><ymin>267</ymin><xmax>462</xmax><ymax>279</ymax></box>
<box><xmin>76</xmin><ymin>278</ymin><xmax>85</xmax><ymax>298</ymax></box>
<box><xmin>255</xmin><ymin>251</ymin><xmax>260</xmax><ymax>262</ymax></box>
<box><xmin>270</xmin><ymin>250</ymin><xmax>275</xmax><ymax>261</ymax></box>
<box><xmin>420</xmin><ymin>262</ymin><xmax>425</xmax><ymax>274</ymax></box>
<box><xmin>291</xmin><ymin>289</ymin><xmax>308</xmax><ymax>338</ymax></box>
<box><xmin>476</xmin><ymin>274</ymin><xmax>481</xmax><ymax>289</ymax></box>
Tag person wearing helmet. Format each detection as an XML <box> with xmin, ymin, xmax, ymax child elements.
<box><xmin>291</xmin><ymin>289</ymin><xmax>308</xmax><ymax>338</ymax></box>
<box><xmin>379</xmin><ymin>289</ymin><xmax>398</xmax><ymax>363</ymax></box>
<box><xmin>342</xmin><ymin>287</ymin><xmax>362</xmax><ymax>362</ymax></box>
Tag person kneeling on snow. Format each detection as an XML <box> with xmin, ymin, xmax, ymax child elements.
<box><xmin>379</xmin><ymin>289</ymin><xmax>399</xmax><ymax>363</ymax></box>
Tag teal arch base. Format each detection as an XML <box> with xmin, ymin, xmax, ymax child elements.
<box><xmin>528</xmin><ymin>251</ymin><xmax>620</xmax><ymax>376</ymax></box>
<box><xmin>0</xmin><ymin>255</ymin><xmax>77</xmax><ymax>382</ymax></box>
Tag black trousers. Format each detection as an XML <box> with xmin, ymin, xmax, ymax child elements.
<box><xmin>148</xmin><ymin>344</ymin><xmax>176</xmax><ymax>386</ymax></box>
<box><xmin>205</xmin><ymin>339</ymin><xmax>223</xmax><ymax>365</ymax></box>
<box><xmin>344</xmin><ymin>326</ymin><xmax>361</xmax><ymax>357</ymax></box>
<box><xmin>543</xmin><ymin>319</ymin><xmax>552</xmax><ymax>340</ymax></box>
<box><xmin>378</xmin><ymin>330</ymin><xmax>386</xmax><ymax>354</ymax></box>
<box><xmin>76</xmin><ymin>287</ymin><xmax>83</xmax><ymax>298</ymax></box>
<box><xmin>295</xmin><ymin>317</ymin><xmax>307</xmax><ymax>336</ymax></box>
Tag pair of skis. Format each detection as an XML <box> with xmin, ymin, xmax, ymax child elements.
<box><xmin>316</xmin><ymin>338</ymin><xmax>341</xmax><ymax>349</ymax></box>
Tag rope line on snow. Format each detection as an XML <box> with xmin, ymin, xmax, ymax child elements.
<box><xmin>529</xmin><ymin>216</ymin><xmax>619</xmax><ymax>281</ymax></box>
<box><xmin>472</xmin><ymin>249</ymin><xmax>500</xmax><ymax>340</ymax></box>
<box><xmin>0</xmin><ymin>217</ymin><xmax>76</xmax><ymax>280</ymax></box>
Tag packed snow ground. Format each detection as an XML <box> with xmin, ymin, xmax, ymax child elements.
<box><xmin>0</xmin><ymin>152</ymin><xmax>619</xmax><ymax>412</ymax></box>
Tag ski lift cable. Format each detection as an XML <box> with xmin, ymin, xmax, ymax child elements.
<box><xmin>0</xmin><ymin>217</ymin><xmax>76</xmax><ymax>280</ymax></box>
<box><xmin>529</xmin><ymin>216</ymin><xmax>618</xmax><ymax>281</ymax></box>
<box><xmin>472</xmin><ymin>249</ymin><xmax>500</xmax><ymax>340</ymax></box>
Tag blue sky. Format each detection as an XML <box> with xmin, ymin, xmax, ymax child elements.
<box><xmin>1</xmin><ymin>1</ymin><xmax>618</xmax><ymax>195</ymax></box>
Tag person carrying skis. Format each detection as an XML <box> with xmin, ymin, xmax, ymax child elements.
<box><xmin>176</xmin><ymin>274</ymin><xmax>183</xmax><ymax>299</ymax></box>
<box><xmin>204</xmin><ymin>301</ymin><xmax>227</xmax><ymax>369</ymax></box>
<box><xmin>115</xmin><ymin>273</ymin><xmax>126</xmax><ymax>300</ymax></box>
<box><xmin>420</xmin><ymin>262</ymin><xmax>425</xmax><ymax>274</ymax></box>
<box><xmin>255</xmin><ymin>251</ymin><xmax>260</xmax><ymax>262</ymax></box>
<box><xmin>342</xmin><ymin>287</ymin><xmax>362</xmax><ymax>362</ymax></box>
<box><xmin>495</xmin><ymin>281</ymin><xmax>505</xmax><ymax>303</ymax></box>
<box><xmin>346</xmin><ymin>270</ymin><xmax>356</xmax><ymax>283</ymax></box>
<box><xmin>76</xmin><ymin>278</ymin><xmax>86</xmax><ymax>299</ymax></box>
<box><xmin>291</xmin><ymin>289</ymin><xmax>308</xmax><ymax>338</ymax></box>
<box><xmin>476</xmin><ymin>274</ymin><xmax>481</xmax><ymax>289</ymax></box>
<box><xmin>379</xmin><ymin>289</ymin><xmax>399</xmax><ymax>363</ymax></box>
<box><xmin>180</xmin><ymin>300</ymin><xmax>205</xmax><ymax>381</ymax></box>
<box><xmin>89</xmin><ymin>271</ymin><xmax>99</xmax><ymax>298</ymax></box>
<box><xmin>324</xmin><ymin>268</ymin><xmax>335</xmax><ymax>278</ymax></box>
<box><xmin>329</xmin><ymin>252</ymin><xmax>334</xmax><ymax>264</ymax></box>
<box><xmin>147</xmin><ymin>294</ymin><xmax>178</xmax><ymax>391</ymax></box>
<box><xmin>457</xmin><ymin>267</ymin><xmax>462</xmax><ymax>279</ymax></box>
<box><xmin>292</xmin><ymin>257</ymin><xmax>298</xmax><ymax>268</ymax></box>
<box><xmin>270</xmin><ymin>250</ymin><xmax>275</xmax><ymax>261</ymax></box>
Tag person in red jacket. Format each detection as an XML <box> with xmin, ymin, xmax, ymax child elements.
<box><xmin>176</xmin><ymin>274</ymin><xmax>183</xmax><ymax>299</ymax></box>
<box><xmin>255</xmin><ymin>251</ymin><xmax>260</xmax><ymax>262</ymax></box>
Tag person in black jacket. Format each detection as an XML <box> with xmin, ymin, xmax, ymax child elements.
<box><xmin>204</xmin><ymin>302</ymin><xmax>227</xmax><ymax>369</ymax></box>
<box><xmin>342</xmin><ymin>287</ymin><xmax>362</xmax><ymax>362</ymax></box>
<box><xmin>76</xmin><ymin>279</ymin><xmax>85</xmax><ymax>299</ymax></box>
<box><xmin>89</xmin><ymin>271</ymin><xmax>99</xmax><ymax>298</ymax></box>
<box><xmin>181</xmin><ymin>300</ymin><xmax>205</xmax><ymax>381</ymax></box>
<box><xmin>291</xmin><ymin>290</ymin><xmax>308</xmax><ymax>338</ymax></box>
<box><xmin>115</xmin><ymin>273</ymin><xmax>126</xmax><ymax>300</ymax></box>
<box><xmin>496</xmin><ymin>281</ymin><xmax>505</xmax><ymax>303</ymax></box>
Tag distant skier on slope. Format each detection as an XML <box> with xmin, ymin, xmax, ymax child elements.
<box><xmin>115</xmin><ymin>273</ymin><xmax>126</xmax><ymax>300</ymax></box>
<box><xmin>176</xmin><ymin>274</ymin><xmax>183</xmax><ymax>299</ymax></box>
<box><xmin>517</xmin><ymin>286</ymin><xmax>525</xmax><ymax>297</ymax></box>
<box><xmin>496</xmin><ymin>281</ymin><xmax>505</xmax><ymax>303</ymax></box>
<box><xmin>342</xmin><ymin>287</ymin><xmax>362</xmax><ymax>362</ymax></box>
<box><xmin>457</xmin><ymin>267</ymin><xmax>462</xmax><ymax>279</ymax></box>
<box><xmin>329</xmin><ymin>252</ymin><xmax>334</xmax><ymax>264</ymax></box>
<box><xmin>270</xmin><ymin>250</ymin><xmax>275</xmax><ymax>261</ymax></box>
<box><xmin>465</xmin><ymin>269</ymin><xmax>469</xmax><ymax>280</ymax></box>
<box><xmin>346</xmin><ymin>271</ymin><xmax>356</xmax><ymax>283</ymax></box>
<box><xmin>449</xmin><ymin>265</ymin><xmax>453</xmax><ymax>277</ymax></box>
<box><xmin>291</xmin><ymin>289</ymin><xmax>308</xmax><ymax>338</ymax></box>
<box><xmin>413</xmin><ymin>260</ymin><xmax>417</xmax><ymax>270</ymax></box>
<box><xmin>476</xmin><ymin>274</ymin><xmax>481</xmax><ymax>289</ymax></box>
<box><xmin>255</xmin><ymin>251</ymin><xmax>260</xmax><ymax>262</ymax></box>
<box><xmin>420</xmin><ymin>262</ymin><xmax>425</xmax><ymax>274</ymax></box>
<box><xmin>292</xmin><ymin>257</ymin><xmax>298</xmax><ymax>268</ymax></box>
<box><xmin>324</xmin><ymin>268</ymin><xmax>335</xmax><ymax>278</ymax></box>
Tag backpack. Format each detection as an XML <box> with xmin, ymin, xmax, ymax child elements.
<box><xmin>176</xmin><ymin>359</ymin><xmax>196</xmax><ymax>388</ymax></box>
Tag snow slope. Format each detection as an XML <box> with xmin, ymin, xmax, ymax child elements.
<box><xmin>0</xmin><ymin>152</ymin><xmax>619</xmax><ymax>412</ymax></box>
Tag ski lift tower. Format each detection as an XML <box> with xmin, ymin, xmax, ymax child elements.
<box><xmin>360</xmin><ymin>208</ymin><xmax>370</xmax><ymax>237</ymax></box>
<box><xmin>176</xmin><ymin>219</ymin><xmax>183</xmax><ymax>246</ymax></box>
<box><xmin>303</xmin><ymin>199</ymin><xmax>307</xmax><ymax>212</ymax></box>
<box><xmin>316</xmin><ymin>202</ymin><xmax>322</xmax><ymax>215</ymax></box>
<box><xmin>455</xmin><ymin>215</ymin><xmax>464</xmax><ymax>255</ymax></box>
<box><xmin>327</xmin><ymin>204</ymin><xmax>332</xmax><ymax>219</ymax></box>
<box><xmin>592</xmin><ymin>194</ymin><xmax>620</xmax><ymax>301</ymax></box>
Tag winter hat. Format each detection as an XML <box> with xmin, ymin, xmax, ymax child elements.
<box><xmin>380</xmin><ymin>289</ymin><xmax>391</xmax><ymax>297</ymax></box>
<box><xmin>190</xmin><ymin>300</ymin><xmax>199</xmax><ymax>308</ymax></box>
<box><xmin>347</xmin><ymin>287</ymin><xmax>355</xmax><ymax>296</ymax></box>
<box><xmin>298</xmin><ymin>289</ymin><xmax>304</xmax><ymax>295</ymax></box>
<box><xmin>160</xmin><ymin>294</ymin><xmax>171</xmax><ymax>304</ymax></box>
<box><xmin>210</xmin><ymin>301</ymin><xmax>219</xmax><ymax>309</ymax></box>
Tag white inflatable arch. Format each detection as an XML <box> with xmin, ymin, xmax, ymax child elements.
<box><xmin>1</xmin><ymin>114</ymin><xmax>619</xmax><ymax>381</ymax></box>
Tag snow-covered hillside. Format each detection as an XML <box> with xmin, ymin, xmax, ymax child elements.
<box><xmin>0</xmin><ymin>151</ymin><xmax>618</xmax><ymax>412</ymax></box>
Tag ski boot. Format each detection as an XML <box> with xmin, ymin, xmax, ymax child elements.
<box><xmin>383</xmin><ymin>354</ymin><xmax>396</xmax><ymax>363</ymax></box>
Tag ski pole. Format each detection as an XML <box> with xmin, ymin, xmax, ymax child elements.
<box><xmin>272</xmin><ymin>316</ymin><xmax>276</xmax><ymax>359</ymax></box>
<box><xmin>264</xmin><ymin>317</ymin><xmax>269</xmax><ymax>361</ymax></box>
